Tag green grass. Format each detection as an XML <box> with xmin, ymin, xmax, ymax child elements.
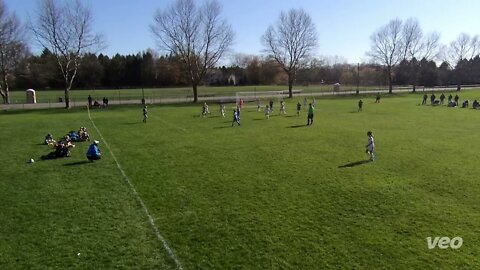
<box><xmin>1</xmin><ymin>91</ymin><xmax>480</xmax><ymax>268</ymax></box>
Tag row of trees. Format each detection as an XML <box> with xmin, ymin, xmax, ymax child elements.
<box><xmin>2</xmin><ymin>0</ymin><xmax>480</xmax><ymax>107</ymax></box>
<box><xmin>12</xmin><ymin>50</ymin><xmax>480</xmax><ymax>90</ymax></box>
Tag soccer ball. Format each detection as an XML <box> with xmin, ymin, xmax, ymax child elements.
<box><xmin>28</xmin><ymin>158</ymin><xmax>35</xmax><ymax>163</ymax></box>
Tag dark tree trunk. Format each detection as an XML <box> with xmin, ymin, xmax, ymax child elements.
<box><xmin>288</xmin><ymin>71</ymin><xmax>294</xmax><ymax>98</ymax></box>
<box><xmin>1</xmin><ymin>74</ymin><xmax>10</xmax><ymax>104</ymax></box>
<box><xmin>387</xmin><ymin>66</ymin><xmax>393</xmax><ymax>94</ymax></box>
<box><xmin>64</xmin><ymin>88</ymin><xmax>70</xmax><ymax>108</ymax></box>
<box><xmin>192</xmin><ymin>84</ymin><xmax>198</xmax><ymax>103</ymax></box>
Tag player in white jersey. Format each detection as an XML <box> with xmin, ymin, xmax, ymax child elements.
<box><xmin>365</xmin><ymin>131</ymin><xmax>375</xmax><ymax>161</ymax></box>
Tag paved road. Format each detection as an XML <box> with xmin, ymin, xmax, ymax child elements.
<box><xmin>1</xmin><ymin>86</ymin><xmax>477</xmax><ymax>111</ymax></box>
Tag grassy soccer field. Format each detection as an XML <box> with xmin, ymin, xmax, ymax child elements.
<box><xmin>1</xmin><ymin>91</ymin><xmax>480</xmax><ymax>269</ymax></box>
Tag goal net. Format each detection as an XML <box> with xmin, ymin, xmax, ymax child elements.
<box><xmin>235</xmin><ymin>90</ymin><xmax>288</xmax><ymax>107</ymax></box>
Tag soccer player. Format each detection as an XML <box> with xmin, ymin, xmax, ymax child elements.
<box><xmin>422</xmin><ymin>94</ymin><xmax>427</xmax><ymax>105</ymax></box>
<box><xmin>358</xmin><ymin>99</ymin><xmax>363</xmax><ymax>112</ymax></box>
<box><xmin>366</xmin><ymin>131</ymin><xmax>375</xmax><ymax>161</ymax></box>
<box><xmin>296</xmin><ymin>101</ymin><xmax>301</xmax><ymax>116</ymax></box>
<box><xmin>312</xmin><ymin>97</ymin><xmax>317</xmax><ymax>107</ymax></box>
<box><xmin>257</xmin><ymin>99</ymin><xmax>262</xmax><ymax>111</ymax></box>
<box><xmin>236</xmin><ymin>105</ymin><xmax>241</xmax><ymax>120</ymax></box>
<box><xmin>220</xmin><ymin>104</ymin><xmax>226</xmax><ymax>117</ymax></box>
<box><xmin>375</xmin><ymin>93</ymin><xmax>381</xmax><ymax>103</ymax></box>
<box><xmin>303</xmin><ymin>97</ymin><xmax>307</xmax><ymax>108</ymax></box>
<box><xmin>232</xmin><ymin>109</ymin><xmax>241</xmax><ymax>126</ymax></box>
<box><xmin>307</xmin><ymin>103</ymin><xmax>314</xmax><ymax>125</ymax></box>
<box><xmin>269</xmin><ymin>99</ymin><xmax>274</xmax><ymax>112</ymax></box>
<box><xmin>202</xmin><ymin>102</ymin><xmax>209</xmax><ymax>117</ymax></box>
<box><xmin>143</xmin><ymin>106</ymin><xmax>148</xmax><ymax>123</ymax></box>
<box><xmin>265</xmin><ymin>104</ymin><xmax>270</xmax><ymax>119</ymax></box>
<box><xmin>280</xmin><ymin>100</ymin><xmax>286</xmax><ymax>115</ymax></box>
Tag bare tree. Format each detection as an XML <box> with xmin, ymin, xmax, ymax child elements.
<box><xmin>31</xmin><ymin>0</ymin><xmax>104</xmax><ymax>108</ymax></box>
<box><xmin>151</xmin><ymin>0</ymin><xmax>234</xmax><ymax>103</ymax></box>
<box><xmin>400</xmin><ymin>18</ymin><xmax>440</xmax><ymax>92</ymax></box>
<box><xmin>262</xmin><ymin>8</ymin><xmax>318</xmax><ymax>98</ymax></box>
<box><xmin>367</xmin><ymin>19</ymin><xmax>403</xmax><ymax>93</ymax></box>
<box><xmin>0</xmin><ymin>0</ymin><xmax>28</xmax><ymax>104</ymax></box>
<box><xmin>448</xmin><ymin>33</ymin><xmax>480</xmax><ymax>90</ymax></box>
<box><xmin>448</xmin><ymin>33</ymin><xmax>480</xmax><ymax>65</ymax></box>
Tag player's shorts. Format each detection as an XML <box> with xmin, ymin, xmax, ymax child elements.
<box><xmin>308</xmin><ymin>114</ymin><xmax>314</xmax><ymax>119</ymax></box>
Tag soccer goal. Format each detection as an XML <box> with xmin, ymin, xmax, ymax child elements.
<box><xmin>235</xmin><ymin>90</ymin><xmax>288</xmax><ymax>106</ymax></box>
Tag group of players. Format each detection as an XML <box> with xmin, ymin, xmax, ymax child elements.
<box><xmin>198</xmin><ymin>97</ymin><xmax>318</xmax><ymax>127</ymax></box>
<box><xmin>421</xmin><ymin>92</ymin><xmax>480</xmax><ymax>109</ymax></box>
<box><xmin>141</xmin><ymin>96</ymin><xmax>375</xmax><ymax>161</ymax></box>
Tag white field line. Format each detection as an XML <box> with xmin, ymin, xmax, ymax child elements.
<box><xmin>87</xmin><ymin>106</ymin><xmax>183</xmax><ymax>270</ymax></box>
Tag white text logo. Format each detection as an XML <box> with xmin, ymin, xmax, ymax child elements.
<box><xmin>427</xmin><ymin>236</ymin><xmax>463</xmax><ymax>249</ymax></box>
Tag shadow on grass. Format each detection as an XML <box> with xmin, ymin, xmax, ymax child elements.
<box><xmin>122</xmin><ymin>122</ymin><xmax>142</xmax><ymax>125</ymax></box>
<box><xmin>253</xmin><ymin>118</ymin><xmax>265</xmax><ymax>121</ymax></box>
<box><xmin>63</xmin><ymin>160</ymin><xmax>91</xmax><ymax>166</ymax></box>
<box><xmin>338</xmin><ymin>160</ymin><xmax>371</xmax><ymax>168</ymax></box>
<box><xmin>287</xmin><ymin>124</ymin><xmax>307</xmax><ymax>128</ymax></box>
<box><xmin>214</xmin><ymin>126</ymin><xmax>233</xmax><ymax>129</ymax></box>
<box><xmin>285</xmin><ymin>115</ymin><xmax>298</xmax><ymax>118</ymax></box>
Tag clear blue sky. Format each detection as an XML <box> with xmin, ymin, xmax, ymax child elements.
<box><xmin>5</xmin><ymin>0</ymin><xmax>480</xmax><ymax>64</ymax></box>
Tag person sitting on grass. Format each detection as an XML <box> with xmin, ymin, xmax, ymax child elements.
<box><xmin>78</xmin><ymin>127</ymin><xmax>90</xmax><ymax>141</ymax></box>
<box><xmin>462</xmin><ymin>100</ymin><xmax>469</xmax><ymax>108</ymax></box>
<box><xmin>44</xmin><ymin>134</ymin><xmax>56</xmax><ymax>145</ymax></box>
<box><xmin>86</xmin><ymin>140</ymin><xmax>101</xmax><ymax>161</ymax></box>
<box><xmin>68</xmin><ymin>130</ymin><xmax>80</xmax><ymax>142</ymax></box>
<box><xmin>59</xmin><ymin>135</ymin><xmax>75</xmax><ymax>148</ymax></box>
<box><xmin>473</xmin><ymin>100</ymin><xmax>480</xmax><ymax>109</ymax></box>
<box><xmin>41</xmin><ymin>142</ymin><xmax>70</xmax><ymax>160</ymax></box>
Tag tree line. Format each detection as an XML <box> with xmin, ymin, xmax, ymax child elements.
<box><xmin>9</xmin><ymin>50</ymin><xmax>478</xmax><ymax>91</ymax></box>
